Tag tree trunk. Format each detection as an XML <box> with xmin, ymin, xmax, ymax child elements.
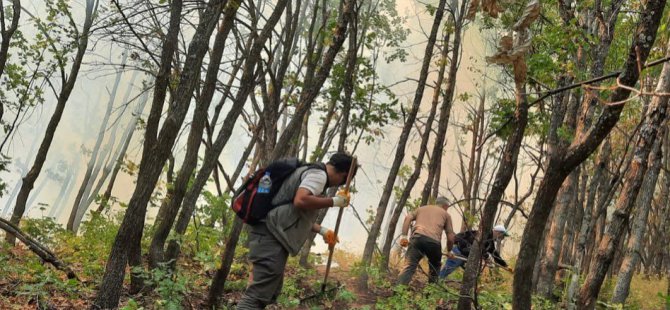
<box><xmin>162</xmin><ymin>0</ymin><xmax>290</xmax><ymax>268</ymax></box>
<box><xmin>312</xmin><ymin>98</ymin><xmax>338</xmax><ymax>160</ymax></box>
<box><xmin>536</xmin><ymin>170</ymin><xmax>578</xmax><ymax>298</ymax></box>
<box><xmin>300</xmin><ymin>110</ymin><xmax>310</xmax><ymax>161</ymax></box>
<box><xmin>457</xmin><ymin>55</ymin><xmax>530</xmax><ymax>310</ymax></box>
<box><xmin>207</xmin><ymin>217</ymin><xmax>243</xmax><ymax>307</ymax></box>
<box><xmin>93</xmin><ymin>0</ymin><xmax>225</xmax><ymax>306</ymax></box>
<box><xmin>0</xmin><ymin>0</ymin><xmax>20</xmax><ymax>122</ymax></box>
<box><xmin>82</xmin><ymin>70</ymin><xmax>140</xmax><ymax>213</ymax></box>
<box><xmin>148</xmin><ymin>1</ymin><xmax>239</xmax><ymax>269</ymax></box>
<box><xmin>611</xmin><ymin>133</ymin><xmax>664</xmax><ymax>304</ymax></box>
<box><xmin>513</xmin><ymin>0</ymin><xmax>665</xmax><ymax>307</ymax></box>
<box><xmin>269</xmin><ymin>0</ymin><xmax>355</xmax><ymax>161</ymax></box>
<box><xmin>96</xmin><ymin>92</ymin><xmax>150</xmax><ymax>214</ymax></box>
<box><xmin>577</xmin><ymin>35</ymin><xmax>670</xmax><ymax>309</ymax></box>
<box><xmin>336</xmin><ymin>6</ymin><xmax>356</xmax><ymax>154</ymax></box>
<box><xmin>419</xmin><ymin>3</ymin><xmax>460</xmax><ymax>205</ymax></box>
<box><xmin>298</xmin><ymin>9</ymin><xmax>358</xmax><ymax>266</ymax></box>
<box><xmin>67</xmin><ymin>54</ymin><xmax>121</xmax><ymax>232</ymax></box>
<box><xmin>566</xmin><ymin>141</ymin><xmax>611</xmax><ymax>309</ymax></box>
<box><xmin>258</xmin><ymin>0</ymin><xmax>303</xmax><ymax>160</ymax></box>
<box><xmin>380</xmin><ymin>14</ymin><xmax>457</xmax><ymax>266</ymax></box>
<box><xmin>6</xmin><ymin>0</ymin><xmax>97</xmax><ymax>244</ymax></box>
<box><xmin>0</xmin><ymin>0</ymin><xmax>20</xmax><ymax>82</ymax></box>
<box><xmin>0</xmin><ymin>217</ymin><xmax>77</xmax><ymax>279</ymax></box>
<box><xmin>380</xmin><ymin>80</ymin><xmax>438</xmax><ymax>270</ymax></box>
<box><xmin>358</xmin><ymin>0</ymin><xmax>445</xmax><ymax>288</ymax></box>
<box><xmin>585</xmin><ymin>151</ymin><xmax>618</xmax><ymax>274</ymax></box>
<box><xmin>566</xmin><ymin>171</ymin><xmax>588</xmax><ymax>266</ymax></box>
<box><xmin>204</xmin><ymin>143</ymin><xmax>266</xmax><ymax>305</ymax></box>
<box><xmin>49</xmin><ymin>162</ymin><xmax>74</xmax><ymax>218</ymax></box>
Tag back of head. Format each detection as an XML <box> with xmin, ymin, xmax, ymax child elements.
<box><xmin>435</xmin><ymin>196</ymin><xmax>449</xmax><ymax>207</ymax></box>
<box><xmin>327</xmin><ymin>152</ymin><xmax>357</xmax><ymax>175</ymax></box>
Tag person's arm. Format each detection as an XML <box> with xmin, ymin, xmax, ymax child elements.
<box><xmin>444</xmin><ymin>215</ymin><xmax>455</xmax><ymax>252</ymax></box>
<box><xmin>491</xmin><ymin>249</ymin><xmax>508</xmax><ymax>267</ymax></box>
<box><xmin>401</xmin><ymin>211</ymin><xmax>416</xmax><ymax>236</ymax></box>
<box><xmin>398</xmin><ymin>212</ymin><xmax>416</xmax><ymax>247</ymax></box>
<box><xmin>487</xmin><ymin>238</ymin><xmax>508</xmax><ymax>267</ymax></box>
<box><xmin>293</xmin><ymin>188</ymin><xmax>334</xmax><ymax>210</ymax></box>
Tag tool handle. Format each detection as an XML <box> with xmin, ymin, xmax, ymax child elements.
<box><xmin>322</xmin><ymin>156</ymin><xmax>356</xmax><ymax>293</ymax></box>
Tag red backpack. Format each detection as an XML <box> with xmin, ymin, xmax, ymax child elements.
<box><xmin>232</xmin><ymin>158</ymin><xmax>325</xmax><ymax>224</ymax></box>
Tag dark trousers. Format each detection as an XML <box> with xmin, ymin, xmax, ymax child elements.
<box><xmin>398</xmin><ymin>234</ymin><xmax>442</xmax><ymax>285</ymax></box>
<box><xmin>237</xmin><ymin>223</ymin><xmax>289</xmax><ymax>309</ymax></box>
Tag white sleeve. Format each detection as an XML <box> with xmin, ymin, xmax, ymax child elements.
<box><xmin>299</xmin><ymin>169</ymin><xmax>328</xmax><ymax>195</ymax></box>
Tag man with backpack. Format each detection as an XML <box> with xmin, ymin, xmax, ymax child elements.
<box><xmin>236</xmin><ymin>153</ymin><xmax>356</xmax><ymax>309</ymax></box>
<box><xmin>397</xmin><ymin>197</ymin><xmax>455</xmax><ymax>285</ymax></box>
<box><xmin>439</xmin><ymin>225</ymin><xmax>512</xmax><ymax>279</ymax></box>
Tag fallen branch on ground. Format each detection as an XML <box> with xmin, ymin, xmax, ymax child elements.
<box><xmin>0</xmin><ymin>217</ymin><xmax>78</xmax><ymax>280</ymax></box>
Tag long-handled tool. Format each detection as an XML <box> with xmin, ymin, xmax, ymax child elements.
<box><xmin>443</xmin><ymin>251</ymin><xmax>513</xmax><ymax>273</ymax></box>
<box><xmin>321</xmin><ymin>155</ymin><xmax>356</xmax><ymax>292</ymax></box>
<box><xmin>300</xmin><ymin>156</ymin><xmax>357</xmax><ymax>304</ymax></box>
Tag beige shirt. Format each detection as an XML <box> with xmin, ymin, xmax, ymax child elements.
<box><xmin>402</xmin><ymin>204</ymin><xmax>454</xmax><ymax>243</ymax></box>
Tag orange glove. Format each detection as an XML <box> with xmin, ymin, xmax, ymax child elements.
<box><xmin>319</xmin><ymin>227</ymin><xmax>339</xmax><ymax>247</ymax></box>
<box><xmin>399</xmin><ymin>235</ymin><xmax>409</xmax><ymax>247</ymax></box>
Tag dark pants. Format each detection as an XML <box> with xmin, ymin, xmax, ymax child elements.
<box><xmin>398</xmin><ymin>234</ymin><xmax>442</xmax><ymax>285</ymax></box>
<box><xmin>237</xmin><ymin>223</ymin><xmax>289</xmax><ymax>309</ymax></box>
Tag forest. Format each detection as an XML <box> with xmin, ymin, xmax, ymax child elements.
<box><xmin>0</xmin><ymin>0</ymin><xmax>670</xmax><ymax>309</ymax></box>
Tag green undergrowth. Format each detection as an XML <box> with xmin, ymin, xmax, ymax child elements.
<box><xmin>1</xmin><ymin>213</ymin><xmax>667</xmax><ymax>309</ymax></box>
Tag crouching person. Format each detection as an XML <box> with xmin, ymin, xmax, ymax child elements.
<box><xmin>237</xmin><ymin>153</ymin><xmax>357</xmax><ymax>309</ymax></box>
<box><xmin>397</xmin><ymin>197</ymin><xmax>455</xmax><ymax>285</ymax></box>
<box><xmin>439</xmin><ymin>225</ymin><xmax>511</xmax><ymax>279</ymax></box>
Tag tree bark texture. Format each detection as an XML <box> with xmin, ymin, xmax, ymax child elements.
<box><xmin>512</xmin><ymin>0</ymin><xmax>666</xmax><ymax>307</ymax></box>
<box><xmin>207</xmin><ymin>217</ymin><xmax>243</xmax><ymax>307</ymax></box>
<box><xmin>566</xmin><ymin>141</ymin><xmax>611</xmax><ymax>309</ymax></box>
<box><xmin>577</xmin><ymin>35</ymin><xmax>670</xmax><ymax>310</ymax></box>
<box><xmin>93</xmin><ymin>0</ymin><xmax>225</xmax><ymax>306</ymax></box>
<box><xmin>536</xmin><ymin>170</ymin><xmax>578</xmax><ymax>298</ymax></box>
<box><xmin>611</xmin><ymin>131</ymin><xmax>663</xmax><ymax>304</ymax></box>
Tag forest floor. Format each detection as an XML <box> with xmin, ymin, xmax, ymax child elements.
<box><xmin>1</xmin><ymin>230</ymin><xmax>668</xmax><ymax>309</ymax></box>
